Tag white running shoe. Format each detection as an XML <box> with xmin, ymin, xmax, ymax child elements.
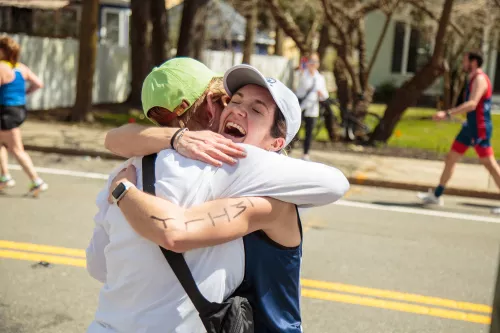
<box><xmin>0</xmin><ymin>175</ymin><xmax>15</xmax><ymax>190</ymax></box>
<box><xmin>417</xmin><ymin>189</ymin><xmax>443</xmax><ymax>206</ymax></box>
<box><xmin>29</xmin><ymin>180</ymin><xmax>48</xmax><ymax>198</ymax></box>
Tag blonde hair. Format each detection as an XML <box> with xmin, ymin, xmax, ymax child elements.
<box><xmin>179</xmin><ymin>77</ymin><xmax>227</xmax><ymax>127</ymax></box>
<box><xmin>147</xmin><ymin>77</ymin><xmax>228</xmax><ymax>129</ymax></box>
<box><xmin>0</xmin><ymin>36</ymin><xmax>20</xmax><ymax>65</ymax></box>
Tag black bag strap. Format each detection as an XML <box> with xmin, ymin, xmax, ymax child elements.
<box><xmin>142</xmin><ymin>153</ymin><xmax>218</xmax><ymax>315</ymax></box>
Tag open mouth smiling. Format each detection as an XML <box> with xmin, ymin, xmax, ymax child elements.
<box><xmin>223</xmin><ymin>121</ymin><xmax>247</xmax><ymax>138</ymax></box>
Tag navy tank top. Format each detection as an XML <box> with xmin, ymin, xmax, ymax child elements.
<box><xmin>235</xmin><ymin>207</ymin><xmax>303</xmax><ymax>333</ymax></box>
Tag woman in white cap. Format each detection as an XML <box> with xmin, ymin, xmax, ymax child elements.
<box><xmin>90</xmin><ymin>60</ymin><xmax>348</xmax><ymax>333</ymax></box>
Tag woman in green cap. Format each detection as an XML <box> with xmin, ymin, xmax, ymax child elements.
<box><xmin>90</xmin><ymin>59</ymin><xmax>348</xmax><ymax>333</ymax></box>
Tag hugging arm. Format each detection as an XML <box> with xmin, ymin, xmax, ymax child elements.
<box><xmin>215</xmin><ymin>145</ymin><xmax>350</xmax><ymax>208</ymax></box>
<box><xmin>105</xmin><ymin>124</ymin><xmax>246</xmax><ymax>166</ymax></box>
<box><xmin>117</xmin><ymin>185</ymin><xmax>288</xmax><ymax>253</ymax></box>
<box><xmin>113</xmin><ymin>146</ymin><xmax>348</xmax><ymax>251</ymax></box>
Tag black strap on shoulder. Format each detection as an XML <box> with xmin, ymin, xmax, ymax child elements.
<box><xmin>142</xmin><ymin>153</ymin><xmax>218</xmax><ymax>315</ymax></box>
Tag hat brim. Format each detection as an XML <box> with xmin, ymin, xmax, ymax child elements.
<box><xmin>224</xmin><ymin>65</ymin><xmax>272</xmax><ymax>98</ymax></box>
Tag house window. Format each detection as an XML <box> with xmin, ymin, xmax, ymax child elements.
<box><xmin>391</xmin><ymin>21</ymin><xmax>433</xmax><ymax>74</ymax></box>
<box><xmin>391</xmin><ymin>22</ymin><xmax>405</xmax><ymax>73</ymax></box>
<box><xmin>100</xmin><ymin>7</ymin><xmax>130</xmax><ymax>47</ymax></box>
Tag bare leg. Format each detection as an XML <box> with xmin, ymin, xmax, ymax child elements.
<box><xmin>3</xmin><ymin>128</ymin><xmax>39</xmax><ymax>181</ymax></box>
<box><xmin>0</xmin><ymin>145</ymin><xmax>8</xmax><ymax>176</ymax></box>
<box><xmin>479</xmin><ymin>155</ymin><xmax>500</xmax><ymax>190</ymax></box>
<box><xmin>438</xmin><ymin>150</ymin><xmax>463</xmax><ymax>187</ymax></box>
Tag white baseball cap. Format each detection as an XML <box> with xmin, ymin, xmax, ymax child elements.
<box><xmin>223</xmin><ymin>64</ymin><xmax>301</xmax><ymax>146</ymax></box>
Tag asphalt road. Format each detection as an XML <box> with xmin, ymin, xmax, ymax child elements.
<box><xmin>1</xmin><ymin>152</ymin><xmax>500</xmax><ymax>333</ymax></box>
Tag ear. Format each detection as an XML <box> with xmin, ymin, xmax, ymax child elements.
<box><xmin>206</xmin><ymin>91</ymin><xmax>216</xmax><ymax>123</ymax></box>
<box><xmin>269</xmin><ymin>137</ymin><xmax>286</xmax><ymax>153</ymax></box>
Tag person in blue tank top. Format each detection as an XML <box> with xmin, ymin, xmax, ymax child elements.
<box><xmin>99</xmin><ymin>62</ymin><xmax>349</xmax><ymax>332</ymax></box>
<box><xmin>0</xmin><ymin>36</ymin><xmax>47</xmax><ymax>196</ymax></box>
<box><xmin>418</xmin><ymin>51</ymin><xmax>500</xmax><ymax>213</ymax></box>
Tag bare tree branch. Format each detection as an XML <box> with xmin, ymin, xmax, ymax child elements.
<box><xmin>265</xmin><ymin>0</ymin><xmax>309</xmax><ymax>53</ymax></box>
<box><xmin>406</xmin><ymin>0</ymin><xmax>464</xmax><ymax>37</ymax></box>
<box><xmin>352</xmin><ymin>0</ymin><xmax>388</xmax><ymax>18</ymax></box>
<box><xmin>321</xmin><ymin>0</ymin><xmax>349</xmax><ymax>48</ymax></box>
<box><xmin>322</xmin><ymin>1</ymin><xmax>356</xmax><ymax>21</ymax></box>
<box><xmin>305</xmin><ymin>13</ymin><xmax>322</xmax><ymax>50</ymax></box>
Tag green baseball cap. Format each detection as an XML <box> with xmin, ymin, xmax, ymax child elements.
<box><xmin>141</xmin><ymin>57</ymin><xmax>221</xmax><ymax>121</ymax></box>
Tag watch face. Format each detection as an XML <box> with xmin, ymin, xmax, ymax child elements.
<box><xmin>112</xmin><ymin>182</ymin><xmax>126</xmax><ymax>200</ymax></box>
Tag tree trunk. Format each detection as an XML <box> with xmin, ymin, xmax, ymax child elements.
<box><xmin>443</xmin><ymin>63</ymin><xmax>451</xmax><ymax>110</ymax></box>
<box><xmin>150</xmin><ymin>0</ymin><xmax>170</xmax><ymax>66</ymax></box>
<box><xmin>192</xmin><ymin>4</ymin><xmax>208</xmax><ymax>61</ymax></box>
<box><xmin>370</xmin><ymin>0</ymin><xmax>455</xmax><ymax>143</ymax></box>
<box><xmin>129</xmin><ymin>0</ymin><xmax>152</xmax><ymax>107</ymax></box>
<box><xmin>452</xmin><ymin>73</ymin><xmax>465</xmax><ymax>107</ymax></box>
<box><xmin>242</xmin><ymin>0</ymin><xmax>258</xmax><ymax>64</ymax></box>
<box><xmin>317</xmin><ymin>24</ymin><xmax>330</xmax><ymax>70</ymax></box>
<box><xmin>72</xmin><ymin>0</ymin><xmax>99</xmax><ymax>122</ymax></box>
<box><xmin>274</xmin><ymin>26</ymin><xmax>284</xmax><ymax>56</ymax></box>
<box><xmin>176</xmin><ymin>0</ymin><xmax>210</xmax><ymax>59</ymax></box>
<box><xmin>371</xmin><ymin>60</ymin><xmax>447</xmax><ymax>142</ymax></box>
<box><xmin>356</xmin><ymin>18</ymin><xmax>367</xmax><ymax>92</ymax></box>
<box><xmin>333</xmin><ymin>48</ymin><xmax>351</xmax><ymax>113</ymax></box>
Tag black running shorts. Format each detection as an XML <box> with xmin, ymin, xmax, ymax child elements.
<box><xmin>0</xmin><ymin>105</ymin><xmax>27</xmax><ymax>130</ymax></box>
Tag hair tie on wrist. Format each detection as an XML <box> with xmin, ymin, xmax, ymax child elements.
<box><xmin>172</xmin><ymin>128</ymin><xmax>189</xmax><ymax>151</ymax></box>
<box><xmin>170</xmin><ymin>128</ymin><xmax>184</xmax><ymax>151</ymax></box>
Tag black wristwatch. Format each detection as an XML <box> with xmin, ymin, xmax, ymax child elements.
<box><xmin>111</xmin><ymin>181</ymin><xmax>134</xmax><ymax>205</ymax></box>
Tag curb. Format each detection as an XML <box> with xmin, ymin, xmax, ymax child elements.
<box><xmin>25</xmin><ymin>145</ymin><xmax>497</xmax><ymax>200</ymax></box>
<box><xmin>347</xmin><ymin>177</ymin><xmax>499</xmax><ymax>201</ymax></box>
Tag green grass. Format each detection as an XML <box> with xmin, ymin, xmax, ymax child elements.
<box><xmin>95</xmin><ymin>104</ymin><xmax>500</xmax><ymax>158</ymax></box>
<box><xmin>302</xmin><ymin>104</ymin><xmax>500</xmax><ymax>158</ymax></box>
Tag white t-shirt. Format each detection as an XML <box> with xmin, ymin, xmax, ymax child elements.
<box><xmin>86</xmin><ymin>144</ymin><xmax>349</xmax><ymax>333</ymax></box>
<box><xmin>296</xmin><ymin>70</ymin><xmax>328</xmax><ymax>117</ymax></box>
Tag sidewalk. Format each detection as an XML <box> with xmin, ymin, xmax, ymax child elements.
<box><xmin>19</xmin><ymin>120</ymin><xmax>499</xmax><ymax>199</ymax></box>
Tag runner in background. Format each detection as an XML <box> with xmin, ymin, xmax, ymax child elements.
<box><xmin>0</xmin><ymin>36</ymin><xmax>46</xmax><ymax>196</ymax></box>
<box><xmin>418</xmin><ymin>51</ymin><xmax>500</xmax><ymax>213</ymax></box>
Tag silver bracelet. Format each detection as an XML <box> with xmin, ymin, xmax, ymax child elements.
<box><xmin>173</xmin><ymin>128</ymin><xmax>189</xmax><ymax>151</ymax></box>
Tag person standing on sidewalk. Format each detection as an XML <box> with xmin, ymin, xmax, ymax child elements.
<box><xmin>418</xmin><ymin>51</ymin><xmax>500</xmax><ymax>211</ymax></box>
<box><xmin>0</xmin><ymin>36</ymin><xmax>46</xmax><ymax>196</ymax></box>
<box><xmin>295</xmin><ymin>53</ymin><xmax>328</xmax><ymax>161</ymax></box>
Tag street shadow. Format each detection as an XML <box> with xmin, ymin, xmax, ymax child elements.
<box><xmin>459</xmin><ymin>202</ymin><xmax>498</xmax><ymax>209</ymax></box>
<box><xmin>0</xmin><ymin>192</ymin><xmax>38</xmax><ymax>199</ymax></box>
<box><xmin>371</xmin><ymin>201</ymin><xmax>426</xmax><ymax>208</ymax></box>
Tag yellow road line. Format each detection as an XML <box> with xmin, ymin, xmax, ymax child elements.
<box><xmin>0</xmin><ymin>241</ymin><xmax>493</xmax><ymax>324</ymax></box>
<box><xmin>301</xmin><ymin>289</ymin><xmax>491</xmax><ymax>325</ymax></box>
<box><xmin>0</xmin><ymin>240</ymin><xmax>86</xmax><ymax>258</ymax></box>
<box><xmin>301</xmin><ymin>278</ymin><xmax>492</xmax><ymax>314</ymax></box>
<box><xmin>0</xmin><ymin>250</ymin><xmax>86</xmax><ymax>267</ymax></box>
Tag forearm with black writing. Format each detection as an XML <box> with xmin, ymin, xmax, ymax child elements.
<box><xmin>118</xmin><ymin>189</ymin><xmax>275</xmax><ymax>252</ymax></box>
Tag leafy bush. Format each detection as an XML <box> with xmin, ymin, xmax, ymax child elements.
<box><xmin>374</xmin><ymin>81</ymin><xmax>398</xmax><ymax>103</ymax></box>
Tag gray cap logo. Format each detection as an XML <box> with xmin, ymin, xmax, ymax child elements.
<box><xmin>266</xmin><ymin>78</ymin><xmax>276</xmax><ymax>85</ymax></box>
